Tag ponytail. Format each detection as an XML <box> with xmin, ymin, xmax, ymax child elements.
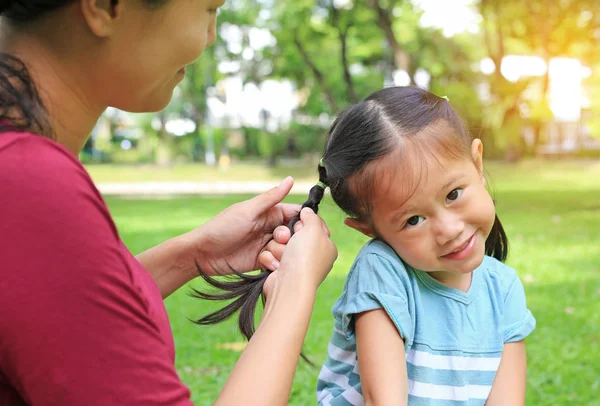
<box><xmin>485</xmin><ymin>214</ymin><xmax>508</xmax><ymax>262</ymax></box>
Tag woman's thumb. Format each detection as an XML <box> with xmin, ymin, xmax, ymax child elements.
<box><xmin>252</xmin><ymin>176</ymin><xmax>294</xmax><ymax>211</ymax></box>
<box><xmin>299</xmin><ymin>207</ymin><xmax>317</xmax><ymax>224</ymax></box>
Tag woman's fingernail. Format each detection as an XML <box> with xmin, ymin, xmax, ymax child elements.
<box><xmin>278</xmin><ymin>176</ymin><xmax>293</xmax><ymax>189</ymax></box>
<box><xmin>272</xmin><ymin>260</ymin><xmax>280</xmax><ymax>270</ymax></box>
<box><xmin>274</xmin><ymin>230</ymin><xmax>283</xmax><ymax>240</ymax></box>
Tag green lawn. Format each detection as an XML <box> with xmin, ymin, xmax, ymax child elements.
<box><xmin>86</xmin><ymin>160</ymin><xmax>320</xmax><ymax>184</ymax></box>
<box><xmin>104</xmin><ymin>160</ymin><xmax>600</xmax><ymax>405</ymax></box>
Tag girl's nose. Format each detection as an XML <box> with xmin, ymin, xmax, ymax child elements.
<box><xmin>434</xmin><ymin>213</ymin><xmax>465</xmax><ymax>247</ymax></box>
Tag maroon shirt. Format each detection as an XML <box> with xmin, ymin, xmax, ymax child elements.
<box><xmin>0</xmin><ymin>132</ymin><xmax>193</xmax><ymax>405</ymax></box>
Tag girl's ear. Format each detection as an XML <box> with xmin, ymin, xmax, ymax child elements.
<box><xmin>471</xmin><ymin>138</ymin><xmax>484</xmax><ymax>171</ymax></box>
<box><xmin>344</xmin><ymin>218</ymin><xmax>376</xmax><ymax>238</ymax></box>
<box><xmin>471</xmin><ymin>138</ymin><xmax>486</xmax><ymax>184</ymax></box>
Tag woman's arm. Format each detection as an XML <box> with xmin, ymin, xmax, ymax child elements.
<box><xmin>214</xmin><ymin>275</ymin><xmax>316</xmax><ymax>405</ymax></box>
<box><xmin>485</xmin><ymin>341</ymin><xmax>527</xmax><ymax>406</ymax></box>
<box><xmin>356</xmin><ymin>309</ymin><xmax>408</xmax><ymax>406</ymax></box>
<box><xmin>136</xmin><ymin>233</ymin><xmax>197</xmax><ymax>299</ymax></box>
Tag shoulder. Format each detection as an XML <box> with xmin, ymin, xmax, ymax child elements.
<box><xmin>477</xmin><ymin>259</ymin><xmax>536</xmax><ymax>342</ymax></box>
<box><xmin>349</xmin><ymin>239</ymin><xmax>409</xmax><ymax>278</ymax></box>
<box><xmin>0</xmin><ymin>131</ymin><xmax>91</xmax><ymax>185</ymax></box>
<box><xmin>340</xmin><ymin>239</ymin><xmax>412</xmax><ymax>297</ymax></box>
<box><xmin>333</xmin><ymin>239</ymin><xmax>415</xmax><ymax>341</ymax></box>
<box><xmin>0</xmin><ymin>131</ymin><xmax>108</xmax><ymax>221</ymax></box>
<box><xmin>478</xmin><ymin>256</ymin><xmax>520</xmax><ymax>297</ymax></box>
<box><xmin>0</xmin><ymin>131</ymin><xmax>120</xmax><ymax>265</ymax></box>
<box><xmin>354</xmin><ymin>239</ymin><xmax>406</xmax><ymax>269</ymax></box>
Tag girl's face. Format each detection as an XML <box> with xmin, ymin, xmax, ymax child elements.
<box><xmin>89</xmin><ymin>0</ymin><xmax>223</xmax><ymax>112</ymax></box>
<box><xmin>347</xmin><ymin>138</ymin><xmax>496</xmax><ymax>287</ymax></box>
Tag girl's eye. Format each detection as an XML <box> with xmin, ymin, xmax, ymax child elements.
<box><xmin>405</xmin><ymin>216</ymin><xmax>424</xmax><ymax>228</ymax></box>
<box><xmin>446</xmin><ymin>188</ymin><xmax>463</xmax><ymax>203</ymax></box>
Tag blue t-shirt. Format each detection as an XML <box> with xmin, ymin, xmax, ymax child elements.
<box><xmin>317</xmin><ymin>240</ymin><xmax>536</xmax><ymax>406</ymax></box>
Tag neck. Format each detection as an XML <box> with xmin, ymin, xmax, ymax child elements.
<box><xmin>428</xmin><ymin>271</ymin><xmax>473</xmax><ymax>292</ymax></box>
<box><xmin>1</xmin><ymin>25</ymin><xmax>106</xmax><ymax>156</ymax></box>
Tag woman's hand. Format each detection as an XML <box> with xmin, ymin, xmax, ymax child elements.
<box><xmin>263</xmin><ymin>207</ymin><xmax>338</xmax><ymax>298</ymax></box>
<box><xmin>188</xmin><ymin>177</ymin><xmax>301</xmax><ymax>276</ymax></box>
<box><xmin>215</xmin><ymin>207</ymin><xmax>337</xmax><ymax>406</ymax></box>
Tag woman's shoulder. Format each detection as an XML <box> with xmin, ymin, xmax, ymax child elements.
<box><xmin>0</xmin><ymin>131</ymin><xmax>97</xmax><ymax>196</ymax></box>
<box><xmin>0</xmin><ymin>131</ymin><xmax>111</xmax><ymax>233</ymax></box>
<box><xmin>0</xmin><ymin>131</ymin><xmax>83</xmax><ymax>169</ymax></box>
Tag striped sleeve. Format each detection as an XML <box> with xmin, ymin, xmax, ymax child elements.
<box><xmin>316</xmin><ymin>327</ymin><xmax>364</xmax><ymax>406</ymax></box>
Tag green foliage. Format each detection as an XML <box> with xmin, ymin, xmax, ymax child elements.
<box><xmin>288</xmin><ymin>122</ymin><xmax>328</xmax><ymax>155</ymax></box>
<box><xmin>199</xmin><ymin>127</ymin><xmax>227</xmax><ymax>159</ymax></box>
<box><xmin>256</xmin><ymin>132</ymin><xmax>288</xmax><ymax>164</ymax></box>
<box><xmin>100</xmin><ymin>0</ymin><xmax>600</xmax><ymax>164</ymax></box>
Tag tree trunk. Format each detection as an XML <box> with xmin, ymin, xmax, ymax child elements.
<box><xmin>293</xmin><ymin>32</ymin><xmax>339</xmax><ymax>112</ymax></box>
<box><xmin>156</xmin><ymin>112</ymin><xmax>170</xmax><ymax>167</ymax></box>
<box><xmin>330</xmin><ymin>3</ymin><xmax>358</xmax><ymax>103</ymax></box>
<box><xmin>340</xmin><ymin>27</ymin><xmax>358</xmax><ymax>102</ymax></box>
<box><xmin>368</xmin><ymin>0</ymin><xmax>411</xmax><ymax>73</ymax></box>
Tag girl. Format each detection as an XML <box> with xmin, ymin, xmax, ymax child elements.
<box><xmin>306</xmin><ymin>86</ymin><xmax>536</xmax><ymax>405</ymax></box>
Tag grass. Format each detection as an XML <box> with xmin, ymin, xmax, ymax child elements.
<box><xmin>86</xmin><ymin>159</ymin><xmax>320</xmax><ymax>184</ymax></box>
<box><xmin>87</xmin><ymin>158</ymin><xmax>600</xmax><ymax>187</ymax></box>
<box><xmin>104</xmin><ymin>160</ymin><xmax>600</xmax><ymax>405</ymax></box>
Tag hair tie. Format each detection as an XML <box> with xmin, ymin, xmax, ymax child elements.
<box><xmin>316</xmin><ymin>181</ymin><xmax>327</xmax><ymax>190</ymax></box>
<box><xmin>319</xmin><ymin>158</ymin><xmax>325</xmax><ymax>167</ymax></box>
<box><xmin>441</xmin><ymin>95</ymin><xmax>450</xmax><ymax>102</ymax></box>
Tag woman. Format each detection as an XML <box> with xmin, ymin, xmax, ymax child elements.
<box><xmin>0</xmin><ymin>0</ymin><xmax>338</xmax><ymax>404</ymax></box>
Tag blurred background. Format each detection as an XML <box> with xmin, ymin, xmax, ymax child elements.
<box><xmin>85</xmin><ymin>0</ymin><xmax>600</xmax><ymax>170</ymax></box>
<box><xmin>89</xmin><ymin>0</ymin><xmax>600</xmax><ymax>404</ymax></box>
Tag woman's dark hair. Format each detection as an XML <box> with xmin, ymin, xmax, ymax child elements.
<box><xmin>0</xmin><ymin>0</ymin><xmax>165</xmax><ymax>137</ymax></box>
<box><xmin>194</xmin><ymin>87</ymin><xmax>508</xmax><ymax>348</ymax></box>
<box><xmin>0</xmin><ymin>53</ymin><xmax>52</xmax><ymax>137</ymax></box>
<box><xmin>0</xmin><ymin>0</ymin><xmax>77</xmax><ymax>138</ymax></box>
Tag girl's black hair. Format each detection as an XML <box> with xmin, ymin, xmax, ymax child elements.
<box><xmin>318</xmin><ymin>86</ymin><xmax>508</xmax><ymax>262</ymax></box>
<box><xmin>195</xmin><ymin>87</ymin><xmax>508</xmax><ymax>348</ymax></box>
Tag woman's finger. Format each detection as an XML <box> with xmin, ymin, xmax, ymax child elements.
<box><xmin>293</xmin><ymin>219</ymin><xmax>304</xmax><ymax>234</ymax></box>
<box><xmin>258</xmin><ymin>250</ymin><xmax>280</xmax><ymax>271</ymax></box>
<box><xmin>265</xmin><ymin>239</ymin><xmax>286</xmax><ymax>262</ymax></box>
<box><xmin>272</xmin><ymin>225</ymin><xmax>291</xmax><ymax>244</ymax></box>
<box><xmin>279</xmin><ymin>203</ymin><xmax>302</xmax><ymax>223</ymax></box>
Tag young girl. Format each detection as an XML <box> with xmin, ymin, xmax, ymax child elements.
<box><xmin>305</xmin><ymin>86</ymin><xmax>536</xmax><ymax>405</ymax></box>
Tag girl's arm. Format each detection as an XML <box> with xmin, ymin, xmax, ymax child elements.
<box><xmin>356</xmin><ymin>309</ymin><xmax>408</xmax><ymax>406</ymax></box>
<box><xmin>485</xmin><ymin>341</ymin><xmax>527</xmax><ymax>406</ymax></box>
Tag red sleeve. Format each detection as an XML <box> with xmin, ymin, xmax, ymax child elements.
<box><xmin>0</xmin><ymin>134</ymin><xmax>193</xmax><ymax>406</ymax></box>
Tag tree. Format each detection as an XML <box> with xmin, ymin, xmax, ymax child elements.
<box><xmin>477</xmin><ymin>0</ymin><xmax>600</xmax><ymax>157</ymax></box>
<box><xmin>367</xmin><ymin>0</ymin><xmax>412</xmax><ymax>75</ymax></box>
